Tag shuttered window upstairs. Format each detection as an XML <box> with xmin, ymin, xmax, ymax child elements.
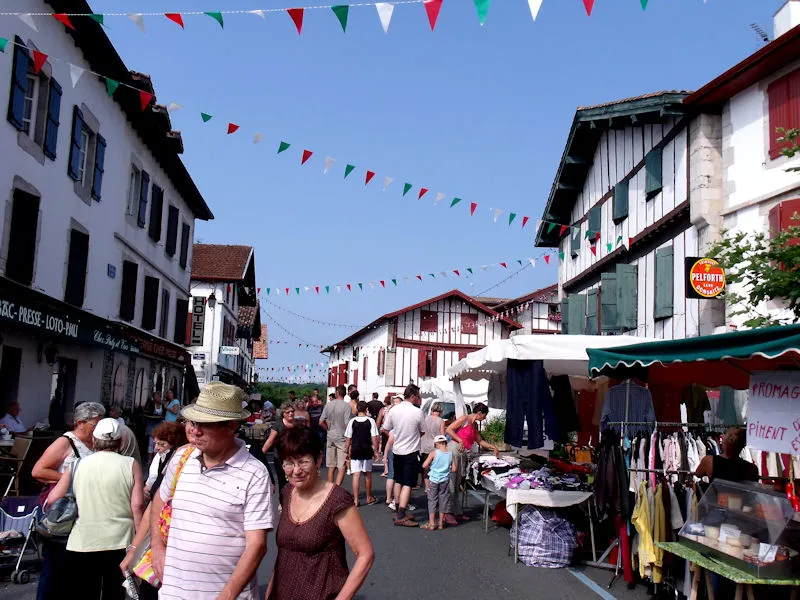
<box><xmin>586</xmin><ymin>289</ymin><xmax>599</xmax><ymax>335</ymax></box>
<box><xmin>420</xmin><ymin>310</ymin><xmax>438</xmax><ymax>332</ymax></box>
<box><xmin>148</xmin><ymin>185</ymin><xmax>164</xmax><ymax>242</ymax></box>
<box><xmin>67</xmin><ymin>106</ymin><xmax>85</xmax><ymax>181</ymax></box>
<box><xmin>588</xmin><ymin>206</ymin><xmax>601</xmax><ymax>243</ymax></box>
<box><xmin>119</xmin><ymin>261</ymin><xmax>138</xmax><ymax>322</ymax></box>
<box><xmin>377</xmin><ymin>348</ymin><xmax>385</xmax><ymax>376</ymax></box>
<box><xmin>141</xmin><ymin>276</ymin><xmax>159</xmax><ymax>331</ymax></box>
<box><xmin>615</xmin><ymin>264</ymin><xmax>639</xmax><ymax>331</ymax></box>
<box><xmin>159</xmin><ymin>288</ymin><xmax>171</xmax><ymax>339</ymax></box>
<box><xmin>174</xmin><ymin>298</ymin><xmax>189</xmax><ymax>345</ymax></box>
<box><xmin>137</xmin><ymin>171</ymin><xmax>150</xmax><ymax>228</ymax></box>
<box><xmin>768</xmin><ymin>68</ymin><xmax>800</xmax><ymax>159</ymax></box>
<box><xmin>91</xmin><ymin>135</ymin><xmax>106</xmax><ymax>200</ymax></box>
<box><xmin>570</xmin><ymin>226</ymin><xmax>581</xmax><ymax>258</ymax></box>
<box><xmin>600</xmin><ymin>272</ymin><xmax>618</xmax><ymax>333</ymax></box>
<box><xmin>461</xmin><ymin>313</ymin><xmax>478</xmax><ymax>334</ymax></box>
<box><xmin>363</xmin><ymin>356</ymin><xmax>368</xmax><ymax>380</ymax></box>
<box><xmin>613</xmin><ymin>181</ymin><xmax>629</xmax><ymax>223</ymax></box>
<box><xmin>179</xmin><ymin>223</ymin><xmax>191</xmax><ymax>269</ymax></box>
<box><xmin>43</xmin><ymin>79</ymin><xmax>61</xmax><ymax>160</ymax></box>
<box><xmin>654</xmin><ymin>246</ymin><xmax>674</xmax><ymax>320</ymax></box>
<box><xmin>645</xmin><ymin>149</ymin><xmax>663</xmax><ymax>200</ymax></box>
<box><xmin>7</xmin><ymin>38</ymin><xmax>30</xmax><ymax>131</ymax></box>
<box><xmin>64</xmin><ymin>229</ymin><xmax>89</xmax><ymax>307</ymax></box>
<box><xmin>165</xmin><ymin>205</ymin><xmax>179</xmax><ymax>257</ymax></box>
<box><xmin>6</xmin><ymin>189</ymin><xmax>40</xmax><ymax>286</ymax></box>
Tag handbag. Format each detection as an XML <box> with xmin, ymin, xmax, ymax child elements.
<box><xmin>133</xmin><ymin>445</ymin><xmax>194</xmax><ymax>587</ymax></box>
<box><xmin>38</xmin><ymin>435</ymin><xmax>81</xmax><ymax>506</ymax></box>
<box><xmin>37</xmin><ymin>458</ymin><xmax>80</xmax><ymax>540</ymax></box>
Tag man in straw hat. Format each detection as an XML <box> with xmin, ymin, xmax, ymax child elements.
<box><xmin>150</xmin><ymin>382</ymin><xmax>274</xmax><ymax>600</ymax></box>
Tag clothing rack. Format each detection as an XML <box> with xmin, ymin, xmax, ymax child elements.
<box><xmin>606</xmin><ymin>421</ymin><xmax>740</xmax><ymax>429</ymax></box>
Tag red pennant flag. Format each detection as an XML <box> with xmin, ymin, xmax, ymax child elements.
<box><xmin>302</xmin><ymin>149</ymin><xmax>313</xmax><ymax>164</ymax></box>
<box><xmin>499</xmin><ymin>262</ymin><xmax>507</xmax><ymax>269</ymax></box>
<box><xmin>590</xmin><ymin>246</ymin><xmax>597</xmax><ymax>256</ymax></box>
<box><xmin>418</xmin><ymin>188</ymin><xmax>429</xmax><ymax>200</ymax></box>
<box><xmin>583</xmin><ymin>0</ymin><xmax>595</xmax><ymax>16</ymax></box>
<box><xmin>629</xmin><ymin>237</ymin><xmax>634</xmax><ymax>247</ymax></box>
<box><xmin>470</xmin><ymin>202</ymin><xmax>478</xmax><ymax>216</ymax></box>
<box><xmin>285</xmin><ymin>288</ymin><xmax>289</xmax><ymax>295</ymax></box>
<box><xmin>346</xmin><ymin>284</ymin><xmax>352</xmax><ymax>291</ymax></box>
<box><xmin>595</xmin><ymin>232</ymin><xmax>601</xmax><ymax>241</ymax></box>
<box><xmin>287</xmin><ymin>8</ymin><xmax>304</xmax><ymax>34</ymax></box>
<box><xmin>32</xmin><ymin>51</ymin><xmax>48</xmax><ymax>74</ymax></box>
<box><xmin>315</xmin><ymin>286</ymin><xmax>319</xmax><ymax>294</ymax></box>
<box><xmin>227</xmin><ymin>123</ymin><xmax>240</xmax><ymax>134</ymax></box>
<box><xmin>416</xmin><ymin>275</ymin><xmax>423</xmax><ymax>281</ymax></box>
<box><xmin>139</xmin><ymin>91</ymin><xmax>154</xmax><ymax>111</ymax></box>
<box><xmin>522</xmin><ymin>216</ymin><xmax>529</xmax><ymax>228</ymax></box>
<box><xmin>424</xmin><ymin>0</ymin><xmax>444</xmax><ymax>31</ymax></box>
<box><xmin>544</xmin><ymin>255</ymin><xmax>551</xmax><ymax>265</ymax></box>
<box><xmin>165</xmin><ymin>13</ymin><xmax>185</xmax><ymax>28</ymax></box>
<box><xmin>257</xmin><ymin>288</ymin><xmax>261</xmax><ymax>294</ymax></box>
<box><xmin>53</xmin><ymin>14</ymin><xmax>75</xmax><ymax>29</ymax></box>
<box><xmin>380</xmin><ymin>280</ymin><xmax>386</xmax><ymax>288</ymax></box>
<box><xmin>365</xmin><ymin>171</ymin><xmax>376</xmax><ymax>185</ymax></box>
<box><xmin>560</xmin><ymin>225</ymin><xmax>568</xmax><ymax>237</ymax></box>
<box><xmin>453</xmin><ymin>270</ymin><xmax>460</xmax><ymax>276</ymax></box>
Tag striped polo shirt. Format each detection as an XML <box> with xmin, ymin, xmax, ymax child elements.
<box><xmin>158</xmin><ymin>439</ymin><xmax>274</xmax><ymax>600</ymax></box>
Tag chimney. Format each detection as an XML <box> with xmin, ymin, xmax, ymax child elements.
<box><xmin>774</xmin><ymin>0</ymin><xmax>800</xmax><ymax>39</ymax></box>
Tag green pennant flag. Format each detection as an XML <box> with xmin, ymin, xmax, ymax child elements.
<box><xmin>331</xmin><ymin>5</ymin><xmax>349</xmax><ymax>32</ymax></box>
<box><xmin>205</xmin><ymin>11</ymin><xmax>224</xmax><ymax>28</ymax></box>
<box><xmin>450</xmin><ymin>197</ymin><xmax>462</xmax><ymax>208</ymax></box>
<box><xmin>0</xmin><ymin>38</ymin><xmax>6</xmax><ymax>53</ymax></box>
<box><xmin>392</xmin><ymin>279</ymin><xmax>397</xmax><ymax>286</ymax></box>
<box><xmin>266</xmin><ymin>288</ymin><xmax>270</xmax><ymax>295</ymax></box>
<box><xmin>429</xmin><ymin>274</ymin><xmax>435</xmax><ymax>279</ymax></box>
<box><xmin>358</xmin><ymin>283</ymin><xmax>363</xmax><ymax>290</ymax></box>
<box><xmin>278</xmin><ymin>141</ymin><xmax>291</xmax><ymax>154</ymax></box>
<box><xmin>558</xmin><ymin>252</ymin><xmax>565</xmax><ymax>261</ymax></box>
<box><xmin>344</xmin><ymin>164</ymin><xmax>355</xmax><ymax>178</ymax></box>
<box><xmin>466</xmin><ymin>268</ymin><xmax>473</xmax><ymax>275</ymax></box>
<box><xmin>325</xmin><ymin>286</ymin><xmax>330</xmax><ymax>294</ymax></box>
<box><xmin>295</xmin><ymin>287</ymin><xmax>300</xmax><ymax>295</ymax></box>
<box><xmin>585</xmin><ymin>229</ymin><xmax>593</xmax><ymax>240</ymax></box>
<box><xmin>617</xmin><ymin>235</ymin><xmax>623</xmax><ymax>245</ymax></box>
<box><xmin>607</xmin><ymin>243</ymin><xmax>613</xmax><ymax>252</ymax></box>
<box><xmin>547</xmin><ymin>222</ymin><xmax>557</xmax><ymax>233</ymax></box>
<box><xmin>88</xmin><ymin>14</ymin><xmax>104</xmax><ymax>25</ymax></box>
<box><xmin>201</xmin><ymin>113</ymin><xmax>213</xmax><ymax>123</ymax></box>
<box><xmin>473</xmin><ymin>0</ymin><xmax>491</xmax><ymax>25</ymax></box>
<box><xmin>516</xmin><ymin>259</ymin><xmax>523</xmax><ymax>266</ymax></box>
<box><xmin>403</xmin><ymin>183</ymin><xmax>412</xmax><ymax>197</ymax></box>
<box><xmin>509</xmin><ymin>212</ymin><xmax>517</xmax><ymax>225</ymax></box>
<box><xmin>105</xmin><ymin>78</ymin><xmax>119</xmax><ymax>97</ymax></box>
<box><xmin>640</xmin><ymin>0</ymin><xmax>648</xmax><ymax>9</ymax></box>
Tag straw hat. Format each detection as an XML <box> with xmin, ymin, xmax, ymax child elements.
<box><xmin>181</xmin><ymin>382</ymin><xmax>250</xmax><ymax>423</ymax></box>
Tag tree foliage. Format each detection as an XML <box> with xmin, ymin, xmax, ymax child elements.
<box><xmin>777</xmin><ymin>127</ymin><xmax>800</xmax><ymax>171</ymax></box>
<box><xmin>707</xmin><ymin>226</ymin><xmax>800</xmax><ymax>328</ymax></box>
<box><xmin>254</xmin><ymin>381</ymin><xmax>326</xmax><ymax>406</ymax></box>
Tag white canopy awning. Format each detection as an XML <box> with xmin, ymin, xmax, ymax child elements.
<box><xmin>447</xmin><ymin>334</ymin><xmax>653</xmax><ymax>381</ymax></box>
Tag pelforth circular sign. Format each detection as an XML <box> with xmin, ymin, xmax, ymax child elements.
<box><xmin>689</xmin><ymin>258</ymin><xmax>726</xmax><ymax>298</ymax></box>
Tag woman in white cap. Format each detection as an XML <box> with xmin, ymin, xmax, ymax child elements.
<box><xmin>47</xmin><ymin>417</ymin><xmax>145</xmax><ymax>600</ymax></box>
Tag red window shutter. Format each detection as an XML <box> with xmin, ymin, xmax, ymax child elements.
<box><xmin>461</xmin><ymin>313</ymin><xmax>478</xmax><ymax>334</ymax></box>
<box><xmin>431</xmin><ymin>350</ymin><xmax>438</xmax><ymax>377</ymax></box>
<box><xmin>353</xmin><ymin>369</ymin><xmax>359</xmax><ymax>384</ymax></box>
<box><xmin>185</xmin><ymin>310</ymin><xmax>192</xmax><ymax>345</ymax></box>
<box><xmin>769</xmin><ymin>75</ymin><xmax>792</xmax><ymax>159</ymax></box>
<box><xmin>420</xmin><ymin>310</ymin><xmax>438</xmax><ymax>333</ymax></box>
<box><xmin>417</xmin><ymin>349</ymin><xmax>427</xmax><ymax>377</ymax></box>
<box><xmin>363</xmin><ymin>356</ymin><xmax>368</xmax><ymax>380</ymax></box>
<box><xmin>378</xmin><ymin>348</ymin><xmax>385</xmax><ymax>375</ymax></box>
<box><xmin>458</xmin><ymin>350</ymin><xmax>469</xmax><ymax>360</ymax></box>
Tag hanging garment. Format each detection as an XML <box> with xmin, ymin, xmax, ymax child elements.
<box><xmin>682</xmin><ymin>384</ymin><xmax>711</xmax><ymax>424</ymax></box>
<box><xmin>685</xmin><ymin>434</ymin><xmax>700</xmax><ymax>474</ymax></box>
<box><xmin>715</xmin><ymin>387</ymin><xmax>739</xmax><ymax>425</ymax></box>
<box><xmin>595</xmin><ymin>430</ymin><xmax>631</xmax><ymax>518</ymax></box>
<box><xmin>695</xmin><ymin>437</ymin><xmax>706</xmax><ymax>460</ymax></box>
<box><xmin>549</xmin><ymin>375</ymin><xmax>581</xmax><ymax>438</ymax></box>
<box><xmin>487</xmin><ymin>372</ymin><xmax>508</xmax><ymax>412</ymax></box>
<box><xmin>505</xmin><ymin>359</ymin><xmax>556</xmax><ymax>449</ymax></box>
<box><xmin>600</xmin><ymin>381</ymin><xmax>655</xmax><ymax>437</ymax></box>
<box><xmin>616</xmin><ymin>515</ymin><xmax>635</xmax><ymax>583</ymax></box>
<box><xmin>632</xmin><ymin>481</ymin><xmax>656</xmax><ymax>579</ymax></box>
<box><xmin>649</xmin><ymin>430</ymin><xmax>659</xmax><ymax>490</ymax></box>
<box><xmin>652</xmin><ymin>484</ymin><xmax>666</xmax><ymax>584</ymax></box>
<box><xmin>667</xmin><ymin>483</ymin><xmax>685</xmax><ymax>531</ymax></box>
<box><xmin>682</xmin><ymin>487</ymin><xmax>695</xmax><ymax>599</ymax></box>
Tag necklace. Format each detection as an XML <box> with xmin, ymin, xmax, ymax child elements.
<box><xmin>291</xmin><ymin>481</ymin><xmax>327</xmax><ymax>523</ymax></box>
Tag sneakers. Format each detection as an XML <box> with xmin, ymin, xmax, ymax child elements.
<box><xmin>388</xmin><ymin>501</ymin><xmax>396</xmax><ymax>511</ymax></box>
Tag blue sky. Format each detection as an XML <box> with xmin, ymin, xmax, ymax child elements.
<box><xmin>74</xmin><ymin>0</ymin><xmax>785</xmax><ymax>379</ymax></box>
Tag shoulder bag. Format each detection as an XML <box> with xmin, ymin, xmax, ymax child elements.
<box><xmin>37</xmin><ymin>458</ymin><xmax>80</xmax><ymax>540</ymax></box>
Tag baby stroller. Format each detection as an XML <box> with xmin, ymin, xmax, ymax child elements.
<box><xmin>0</xmin><ymin>495</ymin><xmax>41</xmax><ymax>584</ymax></box>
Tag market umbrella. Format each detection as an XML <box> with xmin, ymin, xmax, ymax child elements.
<box><xmin>586</xmin><ymin>325</ymin><xmax>800</xmax><ymax>389</ymax></box>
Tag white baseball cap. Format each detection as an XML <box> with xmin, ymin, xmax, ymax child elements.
<box><xmin>434</xmin><ymin>435</ymin><xmax>448</xmax><ymax>444</ymax></box>
<box><xmin>93</xmin><ymin>417</ymin><xmax>121</xmax><ymax>441</ymax></box>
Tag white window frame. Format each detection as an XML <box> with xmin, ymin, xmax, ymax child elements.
<box><xmin>127</xmin><ymin>165</ymin><xmax>141</xmax><ymax>217</ymax></box>
<box><xmin>76</xmin><ymin>128</ymin><xmax>90</xmax><ymax>184</ymax></box>
<box><xmin>22</xmin><ymin>74</ymin><xmax>39</xmax><ymax>137</ymax></box>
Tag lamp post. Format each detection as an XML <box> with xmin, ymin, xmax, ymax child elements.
<box><xmin>207</xmin><ymin>292</ymin><xmax>217</xmax><ymax>383</ymax></box>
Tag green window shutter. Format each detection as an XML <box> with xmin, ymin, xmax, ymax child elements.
<box><xmin>588</xmin><ymin>205</ymin><xmax>601</xmax><ymax>239</ymax></box>
<box><xmin>567</xmin><ymin>294</ymin><xmax>587</xmax><ymax>335</ymax></box>
<box><xmin>615</xmin><ymin>264</ymin><xmax>638</xmax><ymax>331</ymax></box>
<box><xmin>645</xmin><ymin>149</ymin><xmax>663</xmax><ymax>199</ymax></box>
<box><xmin>654</xmin><ymin>246</ymin><xmax>674</xmax><ymax>320</ymax></box>
<box><xmin>586</xmin><ymin>289</ymin><xmax>598</xmax><ymax>335</ymax></box>
<box><xmin>600</xmin><ymin>272</ymin><xmax>618</xmax><ymax>332</ymax></box>
<box><xmin>613</xmin><ymin>181</ymin><xmax>629</xmax><ymax>223</ymax></box>
<box><xmin>561</xmin><ymin>298</ymin><xmax>569</xmax><ymax>333</ymax></box>
<box><xmin>570</xmin><ymin>226</ymin><xmax>581</xmax><ymax>257</ymax></box>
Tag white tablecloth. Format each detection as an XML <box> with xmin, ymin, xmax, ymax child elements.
<box><xmin>505</xmin><ymin>489</ymin><xmax>593</xmax><ymax>519</ymax></box>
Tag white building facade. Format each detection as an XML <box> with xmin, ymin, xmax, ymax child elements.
<box><xmin>495</xmin><ymin>284</ymin><xmax>562</xmax><ymax>336</ymax></box>
<box><xmin>325</xmin><ymin>290</ymin><xmax>520</xmax><ymax>398</ymax></box>
<box><xmin>0</xmin><ymin>1</ymin><xmax>213</xmax><ymax>426</ymax></box>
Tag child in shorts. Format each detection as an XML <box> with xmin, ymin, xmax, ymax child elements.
<box><xmin>421</xmin><ymin>435</ymin><xmax>455</xmax><ymax>530</ymax></box>
<box><xmin>345</xmin><ymin>401</ymin><xmax>379</xmax><ymax>507</ymax></box>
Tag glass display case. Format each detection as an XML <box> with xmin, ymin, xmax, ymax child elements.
<box><xmin>679</xmin><ymin>479</ymin><xmax>800</xmax><ymax>579</ymax></box>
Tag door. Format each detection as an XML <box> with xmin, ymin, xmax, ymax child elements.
<box><xmin>50</xmin><ymin>358</ymin><xmax>78</xmax><ymax>429</ymax></box>
<box><xmin>0</xmin><ymin>346</ymin><xmax>22</xmax><ymax>416</ymax></box>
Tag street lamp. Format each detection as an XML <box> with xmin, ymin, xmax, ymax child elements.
<box><xmin>207</xmin><ymin>292</ymin><xmax>217</xmax><ymax>310</ymax></box>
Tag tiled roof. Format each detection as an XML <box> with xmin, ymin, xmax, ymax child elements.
<box><xmin>191</xmin><ymin>244</ymin><xmax>252</xmax><ymax>281</ymax></box>
<box><xmin>470</xmin><ymin>296</ymin><xmax>511</xmax><ymax>308</ymax></box>
<box><xmin>495</xmin><ymin>284</ymin><xmax>559</xmax><ymax>311</ymax></box>
<box><xmin>578</xmin><ymin>90</ymin><xmax>692</xmax><ymax>111</ymax></box>
<box><xmin>253</xmin><ymin>325</ymin><xmax>268</xmax><ymax>360</ymax></box>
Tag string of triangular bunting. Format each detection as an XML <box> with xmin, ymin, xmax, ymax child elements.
<box><xmin>2</xmin><ymin>1</ymin><xmax>661</xmax><ymax>35</ymax></box>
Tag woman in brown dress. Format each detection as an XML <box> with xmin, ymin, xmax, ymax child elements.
<box><xmin>266</xmin><ymin>427</ymin><xmax>374</xmax><ymax>600</ymax></box>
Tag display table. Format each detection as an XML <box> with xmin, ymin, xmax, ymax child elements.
<box><xmin>506</xmin><ymin>489</ymin><xmax>593</xmax><ymax>519</ymax></box>
<box><xmin>657</xmin><ymin>542</ymin><xmax>800</xmax><ymax>600</ymax></box>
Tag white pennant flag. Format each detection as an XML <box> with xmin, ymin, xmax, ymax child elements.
<box><xmin>336</xmin><ymin>285</ymin><xmax>341</xmax><ymax>293</ymax></box>
<box><xmin>493</xmin><ymin>208</ymin><xmax>503</xmax><ymax>222</ymax></box>
<box><xmin>440</xmin><ymin>272</ymin><xmax>447</xmax><ymax>278</ymax></box>
<box><xmin>403</xmin><ymin>276</ymin><xmax>409</xmax><ymax>283</ymax></box>
<box><xmin>324</xmin><ymin>157</ymin><xmax>336</xmax><ymax>174</ymax></box>
<box><xmin>434</xmin><ymin>192</ymin><xmax>446</xmax><ymax>205</ymax></box>
<box><xmin>375</xmin><ymin>3</ymin><xmax>395</xmax><ymax>33</ymax></box>
<box><xmin>369</xmin><ymin>282</ymin><xmax>375</xmax><ymax>289</ymax></box>
<box><xmin>128</xmin><ymin>14</ymin><xmax>145</xmax><ymax>33</ymax></box>
<box><xmin>167</xmin><ymin>102</ymin><xmax>183</xmax><ymax>112</ymax></box>
<box><xmin>527</xmin><ymin>0</ymin><xmax>543</xmax><ymax>21</ymax></box>
<box><xmin>304</xmin><ymin>286</ymin><xmax>310</xmax><ymax>292</ymax></box>
<box><xmin>253</xmin><ymin>133</ymin><xmax>264</xmax><ymax>144</ymax></box>
<box><xmin>250</xmin><ymin>10</ymin><xmax>266</xmax><ymax>19</ymax></box>
<box><xmin>383</xmin><ymin>177</ymin><xmax>393</xmax><ymax>191</ymax></box>
<box><xmin>18</xmin><ymin>14</ymin><xmax>38</xmax><ymax>32</ymax></box>
<box><xmin>69</xmin><ymin>64</ymin><xmax>85</xmax><ymax>88</ymax></box>
<box><xmin>275</xmin><ymin>288</ymin><xmax>281</xmax><ymax>295</ymax></box>
<box><xmin>528</xmin><ymin>257</ymin><xmax>536</xmax><ymax>267</ymax></box>
<box><xmin>481</xmin><ymin>265</ymin><xmax>488</xmax><ymax>271</ymax></box>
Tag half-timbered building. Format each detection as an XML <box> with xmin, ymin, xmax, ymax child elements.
<box><xmin>494</xmin><ymin>284</ymin><xmax>561</xmax><ymax>336</ymax></box>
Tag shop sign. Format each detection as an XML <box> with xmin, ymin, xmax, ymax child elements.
<box><xmin>196</xmin><ymin>377</ymin><xmax>206</xmax><ymax>384</ymax></box>
<box><xmin>747</xmin><ymin>371</ymin><xmax>800</xmax><ymax>454</ymax></box>
<box><xmin>685</xmin><ymin>257</ymin><xmax>726</xmax><ymax>299</ymax></box>
<box><xmin>0</xmin><ymin>298</ymin><xmax>80</xmax><ymax>339</ymax></box>
<box><xmin>190</xmin><ymin>296</ymin><xmax>205</xmax><ymax>346</ymax></box>
<box><xmin>220</xmin><ymin>345</ymin><xmax>240</xmax><ymax>355</ymax></box>
<box><xmin>93</xmin><ymin>330</ymin><xmax>140</xmax><ymax>354</ymax></box>
<box><xmin>192</xmin><ymin>353</ymin><xmax>206</xmax><ymax>361</ymax></box>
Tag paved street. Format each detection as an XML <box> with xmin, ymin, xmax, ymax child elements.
<box><xmin>1</xmin><ymin>466</ymin><xmax>645</xmax><ymax>600</ymax></box>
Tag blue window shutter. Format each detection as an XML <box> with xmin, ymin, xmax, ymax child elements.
<box><xmin>91</xmin><ymin>135</ymin><xmax>106</xmax><ymax>200</ymax></box>
<box><xmin>137</xmin><ymin>171</ymin><xmax>150</xmax><ymax>228</ymax></box>
<box><xmin>43</xmin><ymin>78</ymin><xmax>62</xmax><ymax>160</ymax></box>
<box><xmin>561</xmin><ymin>298</ymin><xmax>569</xmax><ymax>333</ymax></box>
<box><xmin>165</xmin><ymin>206</ymin><xmax>179</xmax><ymax>257</ymax></box>
<box><xmin>654</xmin><ymin>246</ymin><xmax>674</xmax><ymax>320</ymax></box>
<box><xmin>179</xmin><ymin>223</ymin><xmax>191</xmax><ymax>269</ymax></box>
<box><xmin>7</xmin><ymin>38</ymin><xmax>29</xmax><ymax>131</ymax></box>
<box><xmin>645</xmin><ymin>149</ymin><xmax>663</xmax><ymax>199</ymax></box>
<box><xmin>588</xmin><ymin>206</ymin><xmax>601</xmax><ymax>240</ymax></box>
<box><xmin>567</xmin><ymin>294</ymin><xmax>587</xmax><ymax>335</ymax></box>
<box><xmin>586</xmin><ymin>289</ymin><xmax>598</xmax><ymax>335</ymax></box>
<box><xmin>613</xmin><ymin>181</ymin><xmax>629</xmax><ymax>223</ymax></box>
<box><xmin>615</xmin><ymin>264</ymin><xmax>638</xmax><ymax>330</ymax></box>
<box><xmin>600</xmin><ymin>272</ymin><xmax>618</xmax><ymax>332</ymax></box>
<box><xmin>67</xmin><ymin>106</ymin><xmax>84</xmax><ymax>180</ymax></box>
<box><xmin>570</xmin><ymin>226</ymin><xmax>581</xmax><ymax>258</ymax></box>
<box><xmin>148</xmin><ymin>185</ymin><xmax>164</xmax><ymax>241</ymax></box>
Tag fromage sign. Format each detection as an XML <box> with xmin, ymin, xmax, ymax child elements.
<box><xmin>747</xmin><ymin>372</ymin><xmax>800</xmax><ymax>454</ymax></box>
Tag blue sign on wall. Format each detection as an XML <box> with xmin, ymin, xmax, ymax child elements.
<box><xmin>107</xmin><ymin>264</ymin><xmax>116</xmax><ymax>279</ymax></box>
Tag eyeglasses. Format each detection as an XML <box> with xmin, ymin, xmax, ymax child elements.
<box><xmin>281</xmin><ymin>458</ymin><xmax>315</xmax><ymax>471</ymax></box>
<box><xmin>187</xmin><ymin>421</ymin><xmax>230</xmax><ymax>430</ymax></box>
